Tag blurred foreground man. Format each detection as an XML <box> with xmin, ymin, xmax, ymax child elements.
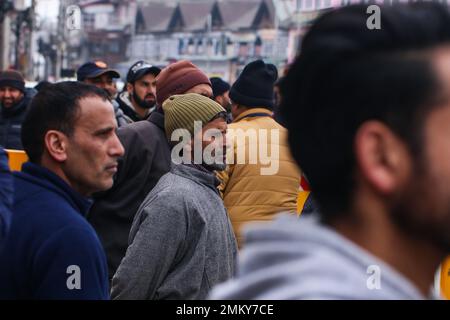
<box><xmin>0</xmin><ymin>82</ymin><xmax>124</xmax><ymax>299</ymax></box>
<box><xmin>211</xmin><ymin>3</ymin><xmax>450</xmax><ymax>299</ymax></box>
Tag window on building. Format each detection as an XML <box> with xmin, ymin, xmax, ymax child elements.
<box><xmin>178</xmin><ymin>39</ymin><xmax>185</xmax><ymax>55</ymax></box>
<box><xmin>92</xmin><ymin>43</ymin><xmax>103</xmax><ymax>55</ymax></box>
<box><xmin>238</xmin><ymin>42</ymin><xmax>249</xmax><ymax>58</ymax></box>
<box><xmin>84</xmin><ymin>13</ymin><xmax>95</xmax><ymax>30</ymax></box>
<box><xmin>188</xmin><ymin>38</ymin><xmax>195</xmax><ymax>55</ymax></box>
<box><xmin>197</xmin><ymin>39</ymin><xmax>204</xmax><ymax>55</ymax></box>
<box><xmin>207</xmin><ymin>38</ymin><xmax>214</xmax><ymax>56</ymax></box>
<box><xmin>215</xmin><ymin>38</ymin><xmax>221</xmax><ymax>56</ymax></box>
<box><xmin>226</xmin><ymin>37</ymin><xmax>234</xmax><ymax>57</ymax></box>
<box><xmin>254</xmin><ymin>36</ymin><xmax>263</xmax><ymax>57</ymax></box>
<box><xmin>109</xmin><ymin>41</ymin><xmax>120</xmax><ymax>54</ymax></box>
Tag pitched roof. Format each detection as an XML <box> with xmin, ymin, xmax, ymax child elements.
<box><xmin>217</xmin><ymin>0</ymin><xmax>273</xmax><ymax>31</ymax></box>
<box><xmin>137</xmin><ymin>3</ymin><xmax>177</xmax><ymax>33</ymax></box>
<box><xmin>178</xmin><ymin>1</ymin><xmax>216</xmax><ymax>31</ymax></box>
<box><xmin>136</xmin><ymin>0</ymin><xmax>275</xmax><ymax>33</ymax></box>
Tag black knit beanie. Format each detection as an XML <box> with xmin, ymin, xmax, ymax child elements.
<box><xmin>0</xmin><ymin>70</ymin><xmax>25</xmax><ymax>93</ymax></box>
<box><xmin>229</xmin><ymin>60</ymin><xmax>278</xmax><ymax>109</ymax></box>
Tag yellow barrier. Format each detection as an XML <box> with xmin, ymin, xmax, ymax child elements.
<box><xmin>441</xmin><ymin>257</ymin><xmax>450</xmax><ymax>299</ymax></box>
<box><xmin>297</xmin><ymin>191</ymin><xmax>310</xmax><ymax>214</ymax></box>
<box><xmin>5</xmin><ymin>149</ymin><xmax>28</xmax><ymax>171</ymax></box>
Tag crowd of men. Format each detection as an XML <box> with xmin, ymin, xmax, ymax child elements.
<box><xmin>0</xmin><ymin>2</ymin><xmax>449</xmax><ymax>300</ymax></box>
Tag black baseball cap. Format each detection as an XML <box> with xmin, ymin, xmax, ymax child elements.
<box><xmin>126</xmin><ymin>61</ymin><xmax>161</xmax><ymax>83</ymax></box>
<box><xmin>77</xmin><ymin>61</ymin><xmax>120</xmax><ymax>81</ymax></box>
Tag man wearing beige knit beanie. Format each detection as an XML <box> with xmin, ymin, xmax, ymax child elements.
<box><xmin>163</xmin><ymin>93</ymin><xmax>230</xmax><ymax>172</ymax></box>
<box><xmin>112</xmin><ymin>93</ymin><xmax>237</xmax><ymax>300</ymax></box>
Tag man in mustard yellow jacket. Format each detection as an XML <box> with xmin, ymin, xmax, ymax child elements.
<box><xmin>218</xmin><ymin>60</ymin><xmax>302</xmax><ymax>247</ymax></box>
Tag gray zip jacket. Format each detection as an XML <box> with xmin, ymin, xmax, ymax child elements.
<box><xmin>210</xmin><ymin>214</ymin><xmax>426</xmax><ymax>300</ymax></box>
<box><xmin>111</xmin><ymin>164</ymin><xmax>237</xmax><ymax>300</ymax></box>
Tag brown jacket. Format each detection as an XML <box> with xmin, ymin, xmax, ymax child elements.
<box><xmin>218</xmin><ymin>108</ymin><xmax>301</xmax><ymax>247</ymax></box>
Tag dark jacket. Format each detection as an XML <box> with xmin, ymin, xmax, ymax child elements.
<box><xmin>0</xmin><ymin>88</ymin><xmax>36</xmax><ymax>150</ymax></box>
<box><xmin>0</xmin><ymin>147</ymin><xmax>12</xmax><ymax>244</ymax></box>
<box><xmin>111</xmin><ymin>164</ymin><xmax>237</xmax><ymax>300</ymax></box>
<box><xmin>0</xmin><ymin>162</ymin><xmax>109</xmax><ymax>299</ymax></box>
<box><xmin>88</xmin><ymin>110</ymin><xmax>171</xmax><ymax>279</ymax></box>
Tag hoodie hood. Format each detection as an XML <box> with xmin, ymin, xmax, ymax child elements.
<box><xmin>210</xmin><ymin>214</ymin><xmax>426</xmax><ymax>300</ymax></box>
<box><xmin>118</xmin><ymin>91</ymin><xmax>134</xmax><ymax>110</ymax></box>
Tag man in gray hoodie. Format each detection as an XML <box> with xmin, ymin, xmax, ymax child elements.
<box><xmin>112</xmin><ymin>93</ymin><xmax>237</xmax><ymax>300</ymax></box>
<box><xmin>211</xmin><ymin>3</ymin><xmax>450</xmax><ymax>300</ymax></box>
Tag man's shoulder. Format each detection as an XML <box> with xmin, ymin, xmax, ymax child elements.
<box><xmin>231</xmin><ymin>116</ymin><xmax>282</xmax><ymax>129</ymax></box>
<box><xmin>13</xmin><ymin>173</ymin><xmax>86</xmax><ymax>226</ymax></box>
<box><xmin>118</xmin><ymin>119</ymin><xmax>163</xmax><ymax>139</ymax></box>
<box><xmin>150</xmin><ymin>170</ymin><xmax>186</xmax><ymax>192</ymax></box>
<box><xmin>144</xmin><ymin>171</ymin><xmax>198</xmax><ymax>203</ymax></box>
<box><xmin>116</xmin><ymin>120</ymin><xmax>169</xmax><ymax>160</ymax></box>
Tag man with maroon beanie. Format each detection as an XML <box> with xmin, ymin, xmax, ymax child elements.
<box><xmin>88</xmin><ymin>60</ymin><xmax>212</xmax><ymax>279</ymax></box>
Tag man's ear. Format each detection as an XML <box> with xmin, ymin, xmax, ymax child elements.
<box><xmin>354</xmin><ymin>120</ymin><xmax>412</xmax><ymax>195</ymax></box>
<box><xmin>215</xmin><ymin>95</ymin><xmax>223</xmax><ymax>105</ymax></box>
<box><xmin>126</xmin><ymin>83</ymin><xmax>134</xmax><ymax>94</ymax></box>
<box><xmin>44</xmin><ymin>130</ymin><xmax>68</xmax><ymax>163</ymax></box>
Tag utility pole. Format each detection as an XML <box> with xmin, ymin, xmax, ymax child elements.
<box><xmin>0</xmin><ymin>0</ymin><xmax>14</xmax><ymax>70</ymax></box>
<box><xmin>56</xmin><ymin>0</ymin><xmax>68</xmax><ymax>80</ymax></box>
<box><xmin>26</xmin><ymin>0</ymin><xmax>36</xmax><ymax>80</ymax></box>
<box><xmin>55</xmin><ymin>0</ymin><xmax>63</xmax><ymax>80</ymax></box>
<box><xmin>295</xmin><ymin>0</ymin><xmax>301</xmax><ymax>56</ymax></box>
<box><xmin>272</xmin><ymin>1</ymin><xmax>279</xmax><ymax>66</ymax></box>
<box><xmin>206</xmin><ymin>13</ymin><xmax>212</xmax><ymax>76</ymax></box>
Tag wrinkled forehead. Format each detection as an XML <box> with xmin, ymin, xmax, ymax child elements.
<box><xmin>136</xmin><ymin>73</ymin><xmax>158</xmax><ymax>84</ymax></box>
<box><xmin>186</xmin><ymin>84</ymin><xmax>213</xmax><ymax>97</ymax></box>
<box><xmin>74</xmin><ymin>96</ymin><xmax>116</xmax><ymax>128</ymax></box>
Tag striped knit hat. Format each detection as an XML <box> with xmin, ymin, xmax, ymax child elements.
<box><xmin>162</xmin><ymin>93</ymin><xmax>226</xmax><ymax>140</ymax></box>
